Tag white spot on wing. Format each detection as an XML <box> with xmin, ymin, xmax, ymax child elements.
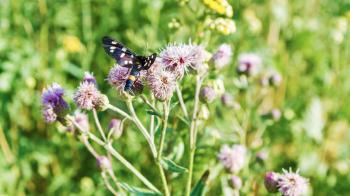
<box><xmin>110</xmin><ymin>46</ymin><xmax>116</xmax><ymax>49</ymax></box>
<box><xmin>122</xmin><ymin>47</ymin><xmax>127</xmax><ymax>52</ymax></box>
<box><xmin>112</xmin><ymin>41</ymin><xmax>117</xmax><ymax>44</ymax></box>
<box><xmin>120</xmin><ymin>53</ymin><xmax>125</xmax><ymax>58</ymax></box>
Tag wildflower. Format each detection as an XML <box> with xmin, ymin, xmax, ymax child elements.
<box><xmin>83</xmin><ymin>72</ymin><xmax>97</xmax><ymax>85</ymax></box>
<box><xmin>168</xmin><ymin>18</ymin><xmax>181</xmax><ymax>29</ymax></box>
<box><xmin>230</xmin><ymin>175</ymin><xmax>242</xmax><ymax>189</ymax></box>
<box><xmin>206</xmin><ymin>17</ymin><xmax>236</xmax><ymax>35</ymax></box>
<box><xmin>188</xmin><ymin>45</ymin><xmax>208</xmax><ymax>72</ymax></box>
<box><xmin>200</xmin><ymin>86</ymin><xmax>216</xmax><ymax>103</ymax></box>
<box><xmin>278</xmin><ymin>168</ymin><xmax>308</xmax><ymax>196</ymax></box>
<box><xmin>160</xmin><ymin>44</ymin><xmax>195</xmax><ymax>79</ymax></box>
<box><xmin>107</xmin><ymin>65</ymin><xmax>145</xmax><ymax>95</ymax></box>
<box><xmin>256</xmin><ymin>150</ymin><xmax>268</xmax><ymax>163</ymax></box>
<box><xmin>237</xmin><ymin>53</ymin><xmax>261</xmax><ymax>76</ymax></box>
<box><xmin>96</xmin><ymin>156</ymin><xmax>112</xmax><ymax>171</ymax></box>
<box><xmin>62</xmin><ymin>35</ymin><xmax>85</xmax><ymax>53</ymax></box>
<box><xmin>67</xmin><ymin>111</ymin><xmax>90</xmax><ymax>132</ymax></box>
<box><xmin>202</xmin><ymin>0</ymin><xmax>233</xmax><ymax>17</ymax></box>
<box><xmin>41</xmin><ymin>83</ymin><xmax>69</xmax><ymax>123</ymax></box>
<box><xmin>210</xmin><ymin>44</ymin><xmax>232</xmax><ymax>69</ymax></box>
<box><xmin>269</xmin><ymin>72</ymin><xmax>282</xmax><ymax>87</ymax></box>
<box><xmin>218</xmin><ymin>144</ymin><xmax>247</xmax><ymax>173</ymax></box>
<box><xmin>221</xmin><ymin>92</ymin><xmax>233</xmax><ymax>107</ymax></box>
<box><xmin>108</xmin><ymin>119</ymin><xmax>123</xmax><ymax>139</ymax></box>
<box><xmin>264</xmin><ymin>172</ymin><xmax>280</xmax><ymax>193</ymax></box>
<box><xmin>73</xmin><ymin>81</ymin><xmax>108</xmax><ymax>110</ymax></box>
<box><xmin>146</xmin><ymin>64</ymin><xmax>176</xmax><ymax>101</ymax></box>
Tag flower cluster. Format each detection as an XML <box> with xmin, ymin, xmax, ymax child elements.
<box><xmin>202</xmin><ymin>0</ymin><xmax>233</xmax><ymax>17</ymax></box>
<box><xmin>218</xmin><ymin>144</ymin><xmax>247</xmax><ymax>173</ymax></box>
<box><xmin>41</xmin><ymin>83</ymin><xmax>69</xmax><ymax>123</ymax></box>
<box><xmin>264</xmin><ymin>169</ymin><xmax>309</xmax><ymax>196</ymax></box>
<box><xmin>205</xmin><ymin>17</ymin><xmax>236</xmax><ymax>35</ymax></box>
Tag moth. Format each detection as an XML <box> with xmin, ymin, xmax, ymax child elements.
<box><xmin>102</xmin><ymin>36</ymin><xmax>157</xmax><ymax>92</ymax></box>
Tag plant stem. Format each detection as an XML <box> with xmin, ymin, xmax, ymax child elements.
<box><xmin>156</xmin><ymin>100</ymin><xmax>171</xmax><ymax>196</ymax></box>
<box><xmin>107</xmin><ymin>104</ymin><xmax>132</xmax><ymax>120</ymax></box>
<box><xmin>176</xmin><ymin>83</ymin><xmax>189</xmax><ymax>119</ymax></box>
<box><xmin>141</xmin><ymin>94</ymin><xmax>159</xmax><ymax>113</ymax></box>
<box><xmin>185</xmin><ymin>75</ymin><xmax>203</xmax><ymax>196</ymax></box>
<box><xmin>67</xmin><ymin>116</ymin><xmax>160</xmax><ymax>193</ymax></box>
<box><xmin>101</xmin><ymin>171</ymin><xmax>119</xmax><ymax>195</ymax></box>
<box><xmin>150</xmin><ymin>95</ymin><xmax>156</xmax><ymax>143</ymax></box>
<box><xmin>125</xmin><ymin>98</ymin><xmax>158</xmax><ymax>158</ymax></box>
<box><xmin>106</xmin><ymin>143</ymin><xmax>160</xmax><ymax>193</ymax></box>
<box><xmin>92</xmin><ymin>109</ymin><xmax>107</xmax><ymax>142</ymax></box>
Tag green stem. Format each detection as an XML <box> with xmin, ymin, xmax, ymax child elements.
<box><xmin>107</xmin><ymin>104</ymin><xmax>132</xmax><ymax>120</ymax></box>
<box><xmin>101</xmin><ymin>171</ymin><xmax>119</xmax><ymax>195</ymax></box>
<box><xmin>125</xmin><ymin>98</ymin><xmax>157</xmax><ymax>157</ymax></box>
<box><xmin>156</xmin><ymin>100</ymin><xmax>171</xmax><ymax>196</ymax></box>
<box><xmin>185</xmin><ymin>75</ymin><xmax>203</xmax><ymax>196</ymax></box>
<box><xmin>176</xmin><ymin>83</ymin><xmax>189</xmax><ymax>119</ymax></box>
<box><xmin>92</xmin><ymin>109</ymin><xmax>107</xmax><ymax>142</ymax></box>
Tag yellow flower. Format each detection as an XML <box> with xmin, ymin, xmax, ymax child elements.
<box><xmin>205</xmin><ymin>17</ymin><xmax>236</xmax><ymax>35</ymax></box>
<box><xmin>202</xmin><ymin>0</ymin><xmax>233</xmax><ymax>17</ymax></box>
<box><xmin>62</xmin><ymin>35</ymin><xmax>85</xmax><ymax>53</ymax></box>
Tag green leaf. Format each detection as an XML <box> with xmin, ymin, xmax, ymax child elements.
<box><xmin>161</xmin><ymin>158</ymin><xmax>188</xmax><ymax>173</ymax></box>
<box><xmin>146</xmin><ymin>110</ymin><xmax>162</xmax><ymax>117</ymax></box>
<box><xmin>190</xmin><ymin>170</ymin><xmax>210</xmax><ymax>196</ymax></box>
<box><xmin>119</xmin><ymin>183</ymin><xmax>161</xmax><ymax>196</ymax></box>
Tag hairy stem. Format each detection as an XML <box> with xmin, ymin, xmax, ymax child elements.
<box><xmin>185</xmin><ymin>75</ymin><xmax>203</xmax><ymax>196</ymax></box>
<box><xmin>125</xmin><ymin>98</ymin><xmax>157</xmax><ymax>157</ymax></box>
<box><xmin>92</xmin><ymin>109</ymin><xmax>107</xmax><ymax>142</ymax></box>
<box><xmin>176</xmin><ymin>83</ymin><xmax>189</xmax><ymax>119</ymax></box>
<box><xmin>156</xmin><ymin>100</ymin><xmax>171</xmax><ymax>196</ymax></box>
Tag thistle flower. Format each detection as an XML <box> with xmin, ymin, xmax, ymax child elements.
<box><xmin>83</xmin><ymin>72</ymin><xmax>97</xmax><ymax>85</ymax></box>
<box><xmin>211</xmin><ymin>44</ymin><xmax>232</xmax><ymax>69</ymax></box>
<box><xmin>107</xmin><ymin>65</ymin><xmax>144</xmax><ymax>95</ymax></box>
<box><xmin>73</xmin><ymin>81</ymin><xmax>108</xmax><ymax>110</ymax></box>
<box><xmin>237</xmin><ymin>53</ymin><xmax>261</xmax><ymax>76</ymax></box>
<box><xmin>147</xmin><ymin>64</ymin><xmax>176</xmax><ymax>101</ymax></box>
<box><xmin>160</xmin><ymin>44</ymin><xmax>195</xmax><ymax>79</ymax></box>
<box><xmin>41</xmin><ymin>83</ymin><xmax>69</xmax><ymax>123</ymax></box>
<box><xmin>278</xmin><ymin>168</ymin><xmax>308</xmax><ymax>196</ymax></box>
<box><xmin>96</xmin><ymin>156</ymin><xmax>112</xmax><ymax>171</ymax></box>
<box><xmin>218</xmin><ymin>144</ymin><xmax>247</xmax><ymax>173</ymax></box>
<box><xmin>264</xmin><ymin>172</ymin><xmax>280</xmax><ymax>193</ymax></box>
<box><xmin>202</xmin><ymin>0</ymin><xmax>233</xmax><ymax>17</ymax></box>
<box><xmin>108</xmin><ymin>119</ymin><xmax>123</xmax><ymax>139</ymax></box>
<box><xmin>200</xmin><ymin>86</ymin><xmax>216</xmax><ymax>103</ymax></box>
<box><xmin>188</xmin><ymin>45</ymin><xmax>208</xmax><ymax>72</ymax></box>
<box><xmin>230</xmin><ymin>175</ymin><xmax>242</xmax><ymax>190</ymax></box>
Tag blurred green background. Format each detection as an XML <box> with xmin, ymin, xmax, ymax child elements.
<box><xmin>0</xmin><ymin>0</ymin><xmax>350</xmax><ymax>195</ymax></box>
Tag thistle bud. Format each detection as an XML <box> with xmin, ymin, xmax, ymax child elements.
<box><xmin>108</xmin><ymin>119</ymin><xmax>123</xmax><ymax>139</ymax></box>
<box><xmin>96</xmin><ymin>156</ymin><xmax>112</xmax><ymax>171</ymax></box>
<box><xmin>200</xmin><ymin>86</ymin><xmax>216</xmax><ymax>103</ymax></box>
<box><xmin>230</xmin><ymin>175</ymin><xmax>242</xmax><ymax>190</ymax></box>
<box><xmin>264</xmin><ymin>172</ymin><xmax>279</xmax><ymax>193</ymax></box>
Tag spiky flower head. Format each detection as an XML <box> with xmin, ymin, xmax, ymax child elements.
<box><xmin>237</xmin><ymin>53</ymin><xmax>261</xmax><ymax>76</ymax></box>
<box><xmin>108</xmin><ymin>119</ymin><xmax>123</xmax><ymax>139</ymax></box>
<box><xmin>83</xmin><ymin>72</ymin><xmax>97</xmax><ymax>85</ymax></box>
<box><xmin>211</xmin><ymin>44</ymin><xmax>232</xmax><ymax>69</ymax></box>
<box><xmin>278</xmin><ymin>168</ymin><xmax>308</xmax><ymax>196</ymax></box>
<box><xmin>73</xmin><ymin>81</ymin><xmax>108</xmax><ymax>110</ymax></box>
<box><xmin>230</xmin><ymin>175</ymin><xmax>242</xmax><ymax>190</ymax></box>
<box><xmin>188</xmin><ymin>45</ymin><xmax>208</xmax><ymax>72</ymax></box>
<box><xmin>96</xmin><ymin>156</ymin><xmax>112</xmax><ymax>171</ymax></box>
<box><xmin>264</xmin><ymin>172</ymin><xmax>280</xmax><ymax>193</ymax></box>
<box><xmin>200</xmin><ymin>86</ymin><xmax>216</xmax><ymax>103</ymax></box>
<box><xmin>41</xmin><ymin>83</ymin><xmax>69</xmax><ymax>123</ymax></box>
<box><xmin>147</xmin><ymin>63</ymin><xmax>176</xmax><ymax>101</ymax></box>
<box><xmin>107</xmin><ymin>65</ymin><xmax>144</xmax><ymax>95</ymax></box>
<box><xmin>218</xmin><ymin>144</ymin><xmax>247</xmax><ymax>173</ymax></box>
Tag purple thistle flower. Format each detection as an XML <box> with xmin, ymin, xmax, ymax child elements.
<box><xmin>146</xmin><ymin>63</ymin><xmax>176</xmax><ymax>101</ymax></box>
<box><xmin>73</xmin><ymin>82</ymin><xmax>107</xmax><ymax>110</ymax></box>
<box><xmin>230</xmin><ymin>175</ymin><xmax>242</xmax><ymax>190</ymax></box>
<box><xmin>108</xmin><ymin>119</ymin><xmax>123</xmax><ymax>139</ymax></box>
<box><xmin>107</xmin><ymin>65</ymin><xmax>145</xmax><ymax>95</ymax></box>
<box><xmin>278</xmin><ymin>168</ymin><xmax>308</xmax><ymax>196</ymax></box>
<box><xmin>211</xmin><ymin>44</ymin><xmax>232</xmax><ymax>69</ymax></box>
<box><xmin>41</xmin><ymin>83</ymin><xmax>69</xmax><ymax>123</ymax></box>
<box><xmin>83</xmin><ymin>72</ymin><xmax>97</xmax><ymax>85</ymax></box>
<box><xmin>200</xmin><ymin>86</ymin><xmax>216</xmax><ymax>103</ymax></box>
<box><xmin>218</xmin><ymin>144</ymin><xmax>247</xmax><ymax>173</ymax></box>
<box><xmin>188</xmin><ymin>45</ymin><xmax>207</xmax><ymax>71</ymax></box>
<box><xmin>264</xmin><ymin>172</ymin><xmax>280</xmax><ymax>193</ymax></box>
<box><xmin>96</xmin><ymin>156</ymin><xmax>112</xmax><ymax>171</ymax></box>
<box><xmin>237</xmin><ymin>53</ymin><xmax>261</xmax><ymax>76</ymax></box>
